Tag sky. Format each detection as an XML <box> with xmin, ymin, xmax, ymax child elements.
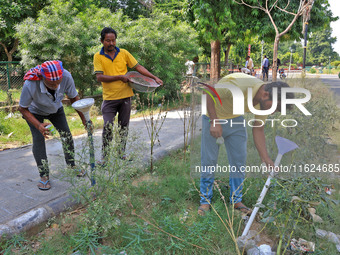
<box><xmin>329</xmin><ymin>0</ymin><xmax>340</xmax><ymax>54</ymax></box>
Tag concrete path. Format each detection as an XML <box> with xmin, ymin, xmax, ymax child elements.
<box><xmin>0</xmin><ymin>110</ymin><xmax>200</xmax><ymax>237</ymax></box>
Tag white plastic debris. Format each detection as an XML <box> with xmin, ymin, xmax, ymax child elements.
<box><xmin>180</xmin><ymin>211</ymin><xmax>189</xmax><ymax>223</ymax></box>
<box><xmin>4</xmin><ymin>112</ymin><xmax>21</xmax><ymax>119</ymax></box>
<box><xmin>216</xmin><ymin>136</ymin><xmax>224</xmax><ymax>145</ymax></box>
<box><xmin>4</xmin><ymin>113</ymin><xmax>14</xmax><ymax>119</ymax></box>
<box><xmin>290</xmin><ymin>238</ymin><xmax>315</xmax><ymax>252</ymax></box>
<box><xmin>325</xmin><ymin>187</ymin><xmax>336</xmax><ymax>195</ymax></box>
<box><xmin>247</xmin><ymin>244</ymin><xmax>275</xmax><ymax>255</ymax></box>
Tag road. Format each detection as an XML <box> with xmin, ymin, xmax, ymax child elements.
<box><xmin>262</xmin><ymin>71</ymin><xmax>340</xmax><ymax>106</ymax></box>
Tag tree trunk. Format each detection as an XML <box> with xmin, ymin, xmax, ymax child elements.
<box><xmin>272</xmin><ymin>36</ymin><xmax>280</xmax><ymax>81</ymax></box>
<box><xmin>0</xmin><ymin>38</ymin><xmax>19</xmax><ymax>62</ymax></box>
<box><xmin>210</xmin><ymin>40</ymin><xmax>221</xmax><ymax>83</ymax></box>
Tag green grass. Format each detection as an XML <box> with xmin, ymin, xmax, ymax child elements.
<box><xmin>1</xmin><ymin>141</ymin><xmax>339</xmax><ymax>254</ymax></box>
<box><xmin>0</xmin><ymin>89</ymin><xmax>21</xmax><ymax>103</ymax></box>
<box><xmin>0</xmin><ymin>148</ymin><xmax>244</xmax><ymax>254</ymax></box>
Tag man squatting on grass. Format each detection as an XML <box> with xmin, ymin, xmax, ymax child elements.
<box><xmin>93</xmin><ymin>27</ymin><xmax>163</xmax><ymax>162</ymax></box>
<box><xmin>198</xmin><ymin>73</ymin><xmax>294</xmax><ymax>216</ymax></box>
<box><xmin>19</xmin><ymin>60</ymin><xmax>88</xmax><ymax>190</ymax></box>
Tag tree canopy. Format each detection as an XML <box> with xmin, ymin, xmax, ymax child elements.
<box><xmin>0</xmin><ymin>0</ymin><xmax>46</xmax><ymax>61</ymax></box>
<box><xmin>16</xmin><ymin>1</ymin><xmax>199</xmax><ymax>98</ymax></box>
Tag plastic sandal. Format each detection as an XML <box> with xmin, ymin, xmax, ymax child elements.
<box><xmin>38</xmin><ymin>180</ymin><xmax>51</xmax><ymax>190</ymax></box>
<box><xmin>75</xmin><ymin>169</ymin><xmax>87</xmax><ymax>177</ymax></box>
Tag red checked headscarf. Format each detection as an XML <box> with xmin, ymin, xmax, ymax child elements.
<box><xmin>24</xmin><ymin>60</ymin><xmax>64</xmax><ymax>81</ymax></box>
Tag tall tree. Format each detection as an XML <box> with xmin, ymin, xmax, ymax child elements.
<box><xmin>307</xmin><ymin>25</ymin><xmax>338</xmax><ymax>65</ymax></box>
<box><xmin>0</xmin><ymin>0</ymin><xmax>46</xmax><ymax>61</ymax></box>
<box><xmin>188</xmin><ymin>0</ymin><xmax>235</xmax><ymax>82</ymax></box>
<box><xmin>233</xmin><ymin>0</ymin><xmax>337</xmax><ymax>80</ymax></box>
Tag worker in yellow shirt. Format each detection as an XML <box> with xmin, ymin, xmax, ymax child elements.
<box><xmin>93</xmin><ymin>27</ymin><xmax>163</xmax><ymax>162</ymax></box>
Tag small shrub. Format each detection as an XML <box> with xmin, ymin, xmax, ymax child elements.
<box><xmin>310</xmin><ymin>67</ymin><xmax>316</xmax><ymax>74</ymax></box>
<box><xmin>330</xmin><ymin>60</ymin><xmax>340</xmax><ymax>67</ymax></box>
<box><xmin>71</xmin><ymin>227</ymin><xmax>101</xmax><ymax>254</ymax></box>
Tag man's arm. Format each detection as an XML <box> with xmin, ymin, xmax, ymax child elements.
<box><xmin>135</xmin><ymin>64</ymin><xmax>163</xmax><ymax>85</ymax></box>
<box><xmin>18</xmin><ymin>106</ymin><xmax>50</xmax><ymax>139</ymax></box>
<box><xmin>206</xmin><ymin>93</ymin><xmax>222</xmax><ymax>138</ymax></box>
<box><xmin>252</xmin><ymin>122</ymin><xmax>274</xmax><ymax>166</ymax></box>
<box><xmin>96</xmin><ymin>73</ymin><xmax>130</xmax><ymax>83</ymax></box>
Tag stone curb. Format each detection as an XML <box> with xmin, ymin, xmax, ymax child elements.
<box><xmin>0</xmin><ymin>194</ymin><xmax>79</xmax><ymax>239</ymax></box>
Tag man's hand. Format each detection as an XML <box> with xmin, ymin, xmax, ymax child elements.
<box><xmin>154</xmin><ymin>77</ymin><xmax>163</xmax><ymax>86</ymax></box>
<box><xmin>120</xmin><ymin>75</ymin><xmax>130</xmax><ymax>83</ymax></box>
<box><xmin>210</xmin><ymin>122</ymin><xmax>222</xmax><ymax>138</ymax></box>
<box><xmin>263</xmin><ymin>158</ymin><xmax>274</xmax><ymax>168</ymax></box>
<box><xmin>38</xmin><ymin>122</ymin><xmax>52</xmax><ymax>139</ymax></box>
<box><xmin>134</xmin><ymin>64</ymin><xmax>163</xmax><ymax>86</ymax></box>
<box><xmin>84</xmin><ymin>120</ymin><xmax>94</xmax><ymax>133</ymax></box>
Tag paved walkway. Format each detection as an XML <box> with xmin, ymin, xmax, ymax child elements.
<box><xmin>0</xmin><ymin>110</ymin><xmax>200</xmax><ymax>237</ymax></box>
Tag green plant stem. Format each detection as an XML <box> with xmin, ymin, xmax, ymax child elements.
<box><xmin>282</xmin><ymin>208</ymin><xmax>301</xmax><ymax>255</ymax></box>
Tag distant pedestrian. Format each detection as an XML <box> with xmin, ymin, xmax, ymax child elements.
<box><xmin>19</xmin><ymin>60</ymin><xmax>87</xmax><ymax>190</ymax></box>
<box><xmin>247</xmin><ymin>56</ymin><xmax>254</xmax><ymax>75</ymax></box>
<box><xmin>185</xmin><ymin>59</ymin><xmax>195</xmax><ymax>76</ymax></box>
<box><xmin>241</xmin><ymin>57</ymin><xmax>251</xmax><ymax>74</ymax></box>
<box><xmin>241</xmin><ymin>56</ymin><xmax>254</xmax><ymax>75</ymax></box>
<box><xmin>277</xmin><ymin>58</ymin><xmax>281</xmax><ymax>71</ymax></box>
<box><xmin>262</xmin><ymin>55</ymin><xmax>269</xmax><ymax>81</ymax></box>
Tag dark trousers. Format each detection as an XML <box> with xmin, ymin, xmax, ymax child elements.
<box><xmin>101</xmin><ymin>98</ymin><xmax>131</xmax><ymax>158</ymax></box>
<box><xmin>25</xmin><ymin>107</ymin><xmax>75</xmax><ymax>177</ymax></box>
<box><xmin>262</xmin><ymin>67</ymin><xmax>269</xmax><ymax>81</ymax></box>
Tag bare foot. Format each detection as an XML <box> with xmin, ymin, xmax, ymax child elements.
<box><xmin>197</xmin><ymin>204</ymin><xmax>211</xmax><ymax>216</ymax></box>
<box><xmin>234</xmin><ymin>202</ymin><xmax>252</xmax><ymax>215</ymax></box>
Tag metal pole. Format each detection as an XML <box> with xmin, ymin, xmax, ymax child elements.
<box><xmin>87</xmin><ymin>121</ymin><xmax>96</xmax><ymax>186</ymax></box>
<box><xmin>329</xmin><ymin>56</ymin><xmax>331</xmax><ymax>74</ymax></box>
<box><xmin>289</xmin><ymin>49</ymin><xmax>292</xmax><ymax>76</ymax></box>
<box><xmin>6</xmin><ymin>63</ymin><xmax>11</xmax><ymax>90</ymax></box>
<box><xmin>303</xmin><ymin>22</ymin><xmax>308</xmax><ymax>71</ymax></box>
<box><xmin>261</xmin><ymin>40</ymin><xmax>264</xmax><ymax>77</ymax></box>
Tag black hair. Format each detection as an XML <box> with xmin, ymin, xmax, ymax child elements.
<box><xmin>101</xmin><ymin>27</ymin><xmax>117</xmax><ymax>41</ymax></box>
<box><xmin>264</xmin><ymin>81</ymin><xmax>295</xmax><ymax>111</ymax></box>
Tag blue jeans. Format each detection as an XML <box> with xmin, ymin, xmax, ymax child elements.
<box><xmin>262</xmin><ymin>67</ymin><xmax>269</xmax><ymax>81</ymax></box>
<box><xmin>200</xmin><ymin>115</ymin><xmax>247</xmax><ymax>205</ymax></box>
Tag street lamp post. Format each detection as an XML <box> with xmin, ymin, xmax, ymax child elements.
<box><xmin>329</xmin><ymin>56</ymin><xmax>331</xmax><ymax>74</ymax></box>
<box><xmin>261</xmin><ymin>40</ymin><xmax>264</xmax><ymax>68</ymax></box>
<box><xmin>289</xmin><ymin>48</ymin><xmax>293</xmax><ymax>76</ymax></box>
